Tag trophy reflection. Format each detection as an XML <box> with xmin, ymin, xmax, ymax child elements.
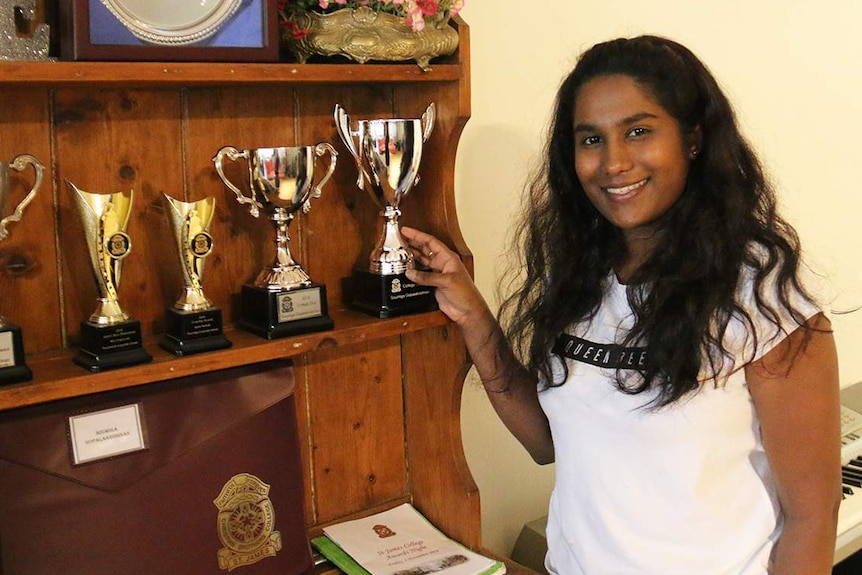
<box><xmin>0</xmin><ymin>154</ymin><xmax>44</xmax><ymax>385</ymax></box>
<box><xmin>159</xmin><ymin>194</ymin><xmax>231</xmax><ymax>356</ymax></box>
<box><xmin>213</xmin><ymin>144</ymin><xmax>337</xmax><ymax>339</ymax></box>
<box><xmin>334</xmin><ymin>103</ymin><xmax>438</xmax><ymax>318</ymax></box>
<box><xmin>69</xmin><ymin>182</ymin><xmax>152</xmax><ymax>372</ymax></box>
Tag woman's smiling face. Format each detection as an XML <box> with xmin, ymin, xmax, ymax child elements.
<box><xmin>573</xmin><ymin>74</ymin><xmax>699</xmax><ymax>254</ymax></box>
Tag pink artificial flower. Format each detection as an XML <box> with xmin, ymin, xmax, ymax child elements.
<box><xmin>405</xmin><ymin>13</ymin><xmax>425</xmax><ymax>31</ymax></box>
<box><xmin>318</xmin><ymin>0</ymin><xmax>329</xmax><ymax>8</ymax></box>
<box><xmin>416</xmin><ymin>0</ymin><xmax>438</xmax><ymax>15</ymax></box>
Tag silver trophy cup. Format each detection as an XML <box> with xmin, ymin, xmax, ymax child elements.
<box><xmin>334</xmin><ymin>103</ymin><xmax>434</xmax><ymax>275</ymax></box>
<box><xmin>334</xmin><ymin>103</ymin><xmax>438</xmax><ymax>318</ymax></box>
<box><xmin>0</xmin><ymin>154</ymin><xmax>43</xmax><ymax>241</ymax></box>
<box><xmin>0</xmin><ymin>154</ymin><xmax>44</xmax><ymax>385</ymax></box>
<box><xmin>213</xmin><ymin>144</ymin><xmax>337</xmax><ymax>338</ymax></box>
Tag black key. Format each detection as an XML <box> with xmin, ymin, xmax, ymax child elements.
<box><xmin>842</xmin><ymin>475</ymin><xmax>862</xmax><ymax>487</ymax></box>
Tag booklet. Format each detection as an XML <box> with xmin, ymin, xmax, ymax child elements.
<box><xmin>318</xmin><ymin>503</ymin><xmax>506</xmax><ymax>575</ymax></box>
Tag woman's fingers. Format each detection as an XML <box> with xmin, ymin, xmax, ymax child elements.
<box><xmin>402</xmin><ymin>226</ymin><xmax>457</xmax><ymax>285</ymax></box>
<box><xmin>401</xmin><ymin>226</ymin><xmax>489</xmax><ymax>326</ymax></box>
<box><xmin>401</xmin><ymin>226</ymin><xmax>450</xmax><ymax>267</ymax></box>
<box><xmin>404</xmin><ymin>266</ymin><xmax>440</xmax><ymax>287</ymax></box>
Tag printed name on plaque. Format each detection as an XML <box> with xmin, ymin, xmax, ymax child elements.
<box><xmin>68</xmin><ymin>403</ymin><xmax>146</xmax><ymax>465</ymax></box>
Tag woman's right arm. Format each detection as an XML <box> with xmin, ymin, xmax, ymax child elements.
<box><xmin>401</xmin><ymin>227</ymin><xmax>555</xmax><ymax>464</ymax></box>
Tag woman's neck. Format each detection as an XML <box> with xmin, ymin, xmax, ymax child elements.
<box><xmin>616</xmin><ymin>229</ymin><xmax>662</xmax><ymax>284</ymax></box>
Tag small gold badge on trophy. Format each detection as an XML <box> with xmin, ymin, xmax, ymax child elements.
<box><xmin>334</xmin><ymin>103</ymin><xmax>438</xmax><ymax>318</ymax></box>
<box><xmin>69</xmin><ymin>181</ymin><xmax>152</xmax><ymax>372</ymax></box>
<box><xmin>213</xmin><ymin>144</ymin><xmax>337</xmax><ymax>339</ymax></box>
<box><xmin>0</xmin><ymin>154</ymin><xmax>44</xmax><ymax>385</ymax></box>
<box><xmin>159</xmin><ymin>194</ymin><xmax>232</xmax><ymax>356</ymax></box>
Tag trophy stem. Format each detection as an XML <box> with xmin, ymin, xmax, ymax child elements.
<box><xmin>369</xmin><ymin>206</ymin><xmax>412</xmax><ymax>275</ymax></box>
<box><xmin>173</xmin><ymin>288</ymin><xmax>213</xmax><ymax>312</ymax></box>
<box><xmin>254</xmin><ymin>208</ymin><xmax>311</xmax><ymax>290</ymax></box>
<box><xmin>89</xmin><ymin>298</ymin><xmax>130</xmax><ymax>325</ymax></box>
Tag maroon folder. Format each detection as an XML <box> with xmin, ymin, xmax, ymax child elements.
<box><xmin>0</xmin><ymin>359</ymin><xmax>313</xmax><ymax>575</ymax></box>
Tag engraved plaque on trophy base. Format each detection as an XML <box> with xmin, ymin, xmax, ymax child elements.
<box><xmin>0</xmin><ymin>324</ymin><xmax>32</xmax><ymax>385</ymax></box>
<box><xmin>239</xmin><ymin>283</ymin><xmax>334</xmax><ymax>340</ymax></box>
<box><xmin>350</xmin><ymin>269</ymin><xmax>437</xmax><ymax>319</ymax></box>
<box><xmin>74</xmin><ymin>320</ymin><xmax>153</xmax><ymax>373</ymax></box>
<box><xmin>160</xmin><ymin>308</ymin><xmax>232</xmax><ymax>356</ymax></box>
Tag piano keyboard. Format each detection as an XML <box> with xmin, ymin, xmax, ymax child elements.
<box><xmin>837</xmin><ymin>405</ymin><xmax>862</xmax><ymax>563</ymax></box>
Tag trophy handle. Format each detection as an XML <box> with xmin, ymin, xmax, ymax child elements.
<box><xmin>0</xmin><ymin>154</ymin><xmax>44</xmax><ymax>240</ymax></box>
<box><xmin>334</xmin><ymin>104</ymin><xmax>370</xmax><ymax>191</ymax></box>
<box><xmin>212</xmin><ymin>146</ymin><xmax>263</xmax><ymax>218</ymax></box>
<box><xmin>421</xmin><ymin>103</ymin><xmax>436</xmax><ymax>143</ymax></box>
<box><xmin>305</xmin><ymin>142</ymin><xmax>338</xmax><ymax>213</ymax></box>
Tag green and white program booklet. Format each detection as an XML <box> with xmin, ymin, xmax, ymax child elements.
<box><xmin>317</xmin><ymin>503</ymin><xmax>506</xmax><ymax>575</ymax></box>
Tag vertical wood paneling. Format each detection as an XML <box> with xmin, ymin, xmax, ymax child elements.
<box><xmin>295</xmin><ymin>85</ymin><xmax>394</xmax><ymax>308</ymax></box>
<box><xmin>290</xmin><ymin>355</ymin><xmax>316</xmax><ymax>532</ymax></box>
<box><xmin>305</xmin><ymin>337</ymin><xmax>408</xmax><ymax>523</ymax></box>
<box><xmin>185</xmin><ymin>86</ymin><xmax>299</xmax><ymax>324</ymax></box>
<box><xmin>53</xmin><ymin>88</ymin><xmax>183</xmax><ymax>342</ymax></box>
<box><xmin>394</xmin><ymin>83</ymin><xmax>467</xmax><ymax>247</ymax></box>
<box><xmin>403</xmin><ymin>325</ymin><xmax>481</xmax><ymax>548</ymax></box>
<box><xmin>0</xmin><ymin>88</ymin><xmax>60</xmax><ymax>353</ymax></box>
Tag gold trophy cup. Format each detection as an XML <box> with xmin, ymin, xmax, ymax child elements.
<box><xmin>159</xmin><ymin>194</ymin><xmax>232</xmax><ymax>356</ymax></box>
<box><xmin>0</xmin><ymin>154</ymin><xmax>44</xmax><ymax>385</ymax></box>
<box><xmin>69</xmin><ymin>181</ymin><xmax>152</xmax><ymax>372</ymax></box>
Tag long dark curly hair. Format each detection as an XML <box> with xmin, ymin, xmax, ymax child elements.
<box><xmin>499</xmin><ymin>35</ymin><xmax>816</xmax><ymax>407</ymax></box>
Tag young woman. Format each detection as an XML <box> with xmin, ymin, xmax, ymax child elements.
<box><xmin>402</xmin><ymin>35</ymin><xmax>841</xmax><ymax>574</ymax></box>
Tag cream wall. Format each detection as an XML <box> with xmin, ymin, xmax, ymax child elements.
<box><xmin>454</xmin><ymin>1</ymin><xmax>862</xmax><ymax>558</ymax></box>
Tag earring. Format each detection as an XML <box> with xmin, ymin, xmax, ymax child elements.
<box><xmin>690</xmin><ymin>149</ymin><xmax>699</xmax><ymax>159</ymax></box>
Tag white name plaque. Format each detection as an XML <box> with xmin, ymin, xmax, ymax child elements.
<box><xmin>0</xmin><ymin>331</ymin><xmax>14</xmax><ymax>368</ymax></box>
<box><xmin>276</xmin><ymin>287</ymin><xmax>323</xmax><ymax>323</ymax></box>
<box><xmin>68</xmin><ymin>403</ymin><xmax>146</xmax><ymax>465</ymax></box>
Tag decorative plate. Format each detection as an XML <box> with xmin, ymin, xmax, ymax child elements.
<box><xmin>99</xmin><ymin>0</ymin><xmax>243</xmax><ymax>45</ymax></box>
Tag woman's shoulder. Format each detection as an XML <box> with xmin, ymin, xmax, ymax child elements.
<box><xmin>728</xmin><ymin>244</ymin><xmax>822</xmax><ymax>363</ymax></box>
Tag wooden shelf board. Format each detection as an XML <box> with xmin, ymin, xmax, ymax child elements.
<box><xmin>0</xmin><ymin>61</ymin><xmax>462</xmax><ymax>86</ymax></box>
<box><xmin>0</xmin><ymin>307</ymin><xmax>449</xmax><ymax>412</ymax></box>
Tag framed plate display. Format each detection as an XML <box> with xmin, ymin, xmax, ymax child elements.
<box><xmin>58</xmin><ymin>0</ymin><xmax>279</xmax><ymax>62</ymax></box>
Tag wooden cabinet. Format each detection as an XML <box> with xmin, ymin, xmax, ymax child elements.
<box><xmin>0</xmin><ymin>20</ymin><xmax>529</xmax><ymax>571</ymax></box>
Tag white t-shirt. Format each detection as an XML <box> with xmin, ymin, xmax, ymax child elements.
<box><xmin>539</xmin><ymin>267</ymin><xmax>820</xmax><ymax>575</ymax></box>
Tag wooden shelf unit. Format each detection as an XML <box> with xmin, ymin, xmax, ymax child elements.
<box><xmin>0</xmin><ymin>21</ymin><xmax>524</xmax><ymax>569</ymax></box>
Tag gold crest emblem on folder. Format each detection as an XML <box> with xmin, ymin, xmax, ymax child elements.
<box><xmin>214</xmin><ymin>473</ymin><xmax>282</xmax><ymax>571</ymax></box>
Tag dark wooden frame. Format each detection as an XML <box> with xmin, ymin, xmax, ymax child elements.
<box><xmin>58</xmin><ymin>0</ymin><xmax>280</xmax><ymax>62</ymax></box>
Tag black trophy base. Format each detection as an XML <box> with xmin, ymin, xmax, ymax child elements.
<box><xmin>160</xmin><ymin>307</ymin><xmax>233</xmax><ymax>356</ymax></box>
<box><xmin>74</xmin><ymin>319</ymin><xmax>153</xmax><ymax>373</ymax></box>
<box><xmin>349</xmin><ymin>269</ymin><xmax>437</xmax><ymax>319</ymax></box>
<box><xmin>239</xmin><ymin>283</ymin><xmax>334</xmax><ymax>340</ymax></box>
<box><xmin>0</xmin><ymin>323</ymin><xmax>32</xmax><ymax>386</ymax></box>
